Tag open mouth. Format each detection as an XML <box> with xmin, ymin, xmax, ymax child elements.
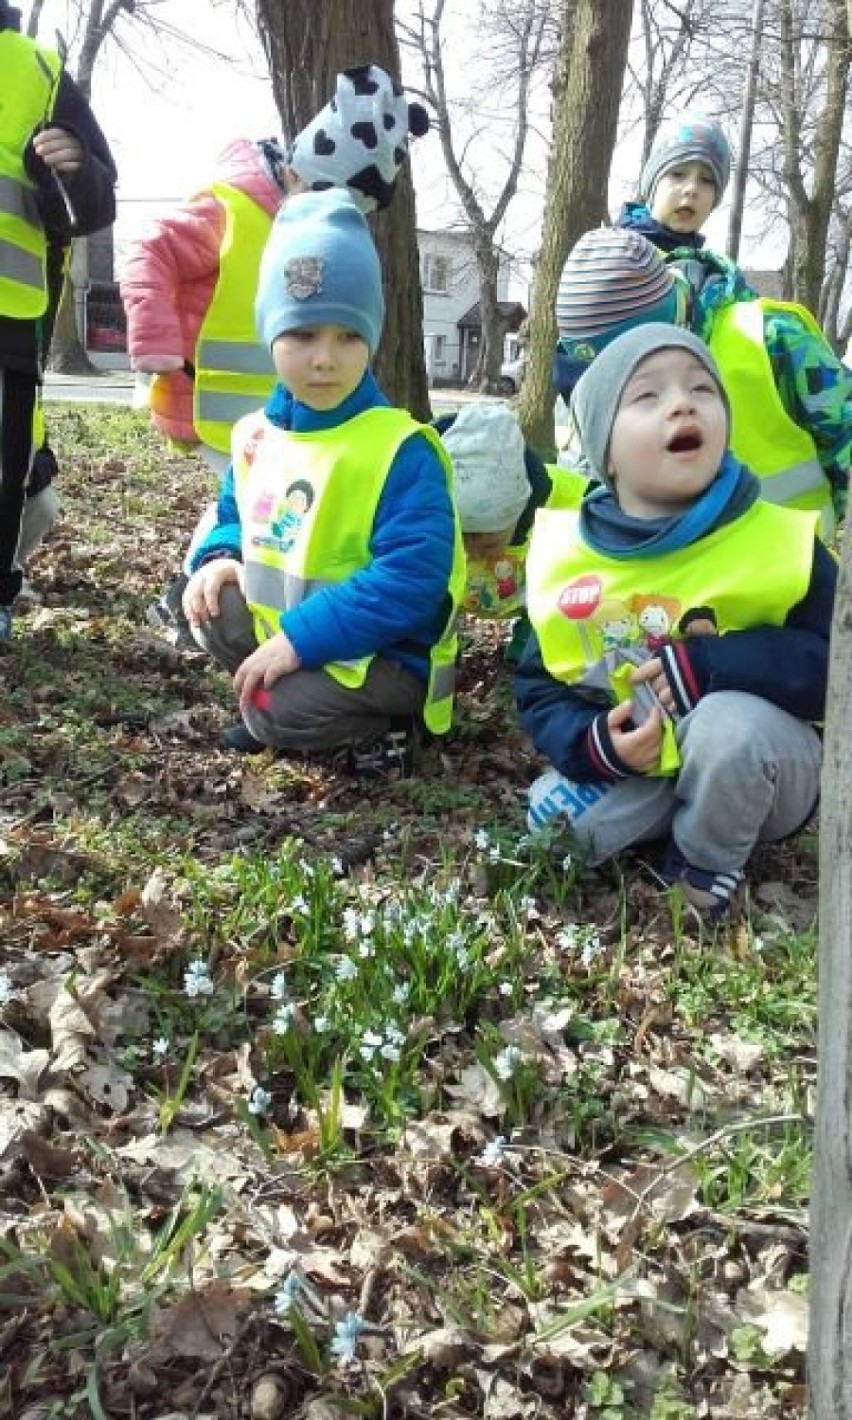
<box><xmin>667</xmin><ymin>430</ymin><xmax>702</xmax><ymax>453</ymax></box>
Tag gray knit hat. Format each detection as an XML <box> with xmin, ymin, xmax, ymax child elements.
<box><xmin>640</xmin><ymin>114</ymin><xmax>732</xmax><ymax>206</ymax></box>
<box><xmin>571</xmin><ymin>324</ymin><xmax>729</xmax><ymax>489</ymax></box>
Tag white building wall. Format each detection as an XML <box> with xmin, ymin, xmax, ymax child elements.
<box><xmin>418</xmin><ymin>229</ymin><xmax>511</xmax><ymax>382</ymax></box>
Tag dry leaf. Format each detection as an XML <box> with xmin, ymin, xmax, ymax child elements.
<box><xmin>0</xmin><ymin>1028</ymin><xmax>49</xmax><ymax>1099</ymax></box>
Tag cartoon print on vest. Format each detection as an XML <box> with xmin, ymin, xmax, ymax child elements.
<box><xmin>679</xmin><ymin>606</ymin><xmax>718</xmax><ymax>638</ymax></box>
<box><xmin>591</xmin><ymin>599</ymin><xmax>636</xmax><ymax>651</ymax></box>
<box><xmin>630</xmin><ymin>594</ymin><xmax>681</xmax><ymax>650</ymax></box>
<box><xmin>493</xmin><ymin>558</ymin><xmax>518</xmax><ymax>601</ymax></box>
<box><xmin>271</xmin><ymin>479</ymin><xmax>315</xmax><ymax>554</ymax></box>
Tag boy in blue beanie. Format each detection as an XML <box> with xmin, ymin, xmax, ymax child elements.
<box><xmin>616</xmin><ymin>113</ymin><xmax>731</xmax><ymax>254</ymax></box>
<box><xmin>518</xmin><ymin>324</ymin><xmax>834</xmax><ymax>920</ymax></box>
<box><xmin>183</xmin><ymin>189</ymin><xmax>465</xmax><ymax>772</ymax></box>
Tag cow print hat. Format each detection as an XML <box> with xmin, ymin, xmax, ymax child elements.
<box><xmin>288</xmin><ymin>64</ymin><xmax>429</xmax><ymax>214</ymax></box>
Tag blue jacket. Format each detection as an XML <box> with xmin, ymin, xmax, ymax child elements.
<box><xmin>190</xmin><ymin>372</ymin><xmax>456</xmax><ymax>683</ymax></box>
<box><xmin>614</xmin><ymin>201</ymin><xmax>706</xmax><ymax>254</ymax></box>
<box><xmin>515</xmin><ymin>465</ymin><xmax>836</xmax><ymax>782</ymax></box>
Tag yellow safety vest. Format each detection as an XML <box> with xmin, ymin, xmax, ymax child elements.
<box><xmin>528</xmin><ymin>501</ymin><xmax>816</xmax><ymax>773</ymax></box>
<box><xmin>708</xmin><ymin>298</ymin><xmax>835</xmax><ymax>537</ymax></box>
<box><xmin>0</xmin><ymin>31</ymin><xmax>62</xmax><ymax>319</ymax></box>
<box><xmin>233</xmin><ymin>406</ymin><xmax>467</xmax><ymax>734</ymax></box>
<box><xmin>193</xmin><ymin>182</ymin><xmax>277</xmax><ymax>452</ymax></box>
<box><xmin>464</xmin><ymin>462</ymin><xmax>589</xmax><ymax>619</ymax></box>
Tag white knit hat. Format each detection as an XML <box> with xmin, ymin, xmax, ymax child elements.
<box><xmin>441</xmin><ymin>404</ymin><xmax>530</xmax><ymax>534</ymax></box>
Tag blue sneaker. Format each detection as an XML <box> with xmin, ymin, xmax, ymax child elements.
<box><xmin>0</xmin><ymin>606</ymin><xmax>13</xmax><ymax>642</ymax></box>
<box><xmin>660</xmin><ymin>839</ymin><xmax>744</xmax><ymax>921</ymax></box>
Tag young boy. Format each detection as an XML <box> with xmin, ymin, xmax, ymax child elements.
<box><xmin>183</xmin><ymin>189</ymin><xmax>465</xmax><ymax>773</ymax></box>
<box><xmin>437</xmin><ymin>402</ymin><xmax>587</xmax><ymax>660</ymax></box>
<box><xmin>615</xmin><ymin>113</ymin><xmax>731</xmax><ymax>254</ymax></box>
<box><xmin>518</xmin><ymin>325</ymin><xmax>834</xmax><ymax>919</ymax></box>
<box><xmin>553</xmin><ymin>229</ymin><xmax>850</xmax><ymax>531</ymax></box>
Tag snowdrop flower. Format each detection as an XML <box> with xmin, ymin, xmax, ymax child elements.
<box><xmin>488</xmin><ymin>844</ymin><xmax>501</xmax><ymax>863</ymax></box>
<box><xmin>330</xmin><ymin>1311</ymin><xmax>366</xmax><ymax>1364</ymax></box>
<box><xmin>556</xmin><ymin>924</ymin><xmax>579</xmax><ymax>951</ymax></box>
<box><xmin>335</xmin><ymin>957</ymin><xmax>358</xmax><ymax>983</ymax></box>
<box><xmin>380</xmin><ymin>1025</ymin><xmax>405</xmax><ymax>1062</ymax></box>
<box><xmin>273</xmin><ymin>1271</ymin><xmax>302</xmax><ymax>1313</ymax></box>
<box><xmin>151</xmin><ymin>1036</ymin><xmax>170</xmax><ymax>1062</ymax></box>
<box><xmin>358</xmin><ymin>940</ymin><xmax>375</xmax><ymax>959</ymax></box>
<box><xmin>580</xmin><ymin>934</ymin><xmax>603</xmax><ymax>968</ymax></box>
<box><xmin>298</xmin><ymin>859</ymin><xmax>315</xmax><ymax>879</ymax></box>
<box><xmin>493</xmin><ymin>1045</ymin><xmax>523</xmax><ymax>1081</ymax></box>
<box><xmin>342</xmin><ymin>906</ymin><xmax>361</xmax><ymax>941</ymax></box>
<box><xmin>270</xmin><ymin>972</ymin><xmax>289</xmax><ymax>1000</ymax></box>
<box><xmin>474</xmin><ymin>828</ymin><xmax>490</xmax><ymax>852</ymax></box>
<box><xmin>359</xmin><ymin>1029</ymin><xmax>384</xmax><ymax>1063</ymax></box>
<box><xmin>0</xmin><ymin>970</ymin><xmax>14</xmax><ymax>1007</ymax></box>
<box><xmin>248</xmin><ymin>1086</ymin><xmax>273</xmax><ymax>1116</ymax></box>
<box><xmin>330</xmin><ymin>855</ymin><xmax>344</xmax><ymax>877</ymax></box>
<box><xmin>519</xmin><ymin>895</ymin><xmax>537</xmax><ymax>918</ymax></box>
<box><xmin>314</xmin><ymin>1015</ymin><xmax>331</xmax><ymax>1034</ymax></box>
<box><xmin>290</xmin><ymin>894</ymin><xmax>309</xmax><ymax>916</ymax></box>
<box><xmin>184</xmin><ymin>959</ymin><xmax>214</xmax><ymax>998</ymax></box>
<box><xmin>498</xmin><ymin>981</ymin><xmax>512</xmax><ymax>997</ymax></box>
<box><xmin>392</xmin><ymin>982</ymin><xmax>410</xmax><ymax>1006</ymax></box>
<box><xmin>273</xmin><ymin>1003</ymin><xmax>296</xmax><ymax>1034</ymax></box>
<box><xmin>478</xmin><ymin>1135</ymin><xmax>507</xmax><ymax>1167</ymax></box>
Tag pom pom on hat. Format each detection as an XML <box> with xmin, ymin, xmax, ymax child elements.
<box><xmin>288</xmin><ymin>64</ymin><xmax>428</xmax><ymax>213</ymax></box>
<box><xmin>255</xmin><ymin>189</ymin><xmax>384</xmax><ymax>354</ymax></box>
<box><xmin>640</xmin><ymin>113</ymin><xmax>732</xmax><ymax>206</ymax></box>
<box><xmin>570</xmin><ymin>323</ymin><xmax>729</xmax><ymax>489</ymax></box>
<box><xmin>441</xmin><ymin>403</ymin><xmax>531</xmax><ymax>534</ymax></box>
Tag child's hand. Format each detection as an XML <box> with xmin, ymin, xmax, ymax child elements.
<box><xmin>607</xmin><ymin>699</ymin><xmax>663</xmax><ymax>772</ymax></box>
<box><xmin>183</xmin><ymin>560</ymin><xmax>242</xmax><ymax>626</ymax></box>
<box><xmin>32</xmin><ymin>126</ymin><xmax>84</xmax><ymax>175</ymax></box>
<box><xmin>629</xmin><ymin>657</ymin><xmax>675</xmax><ymax>715</ymax></box>
<box><xmin>234</xmin><ymin>633</ymin><xmax>301</xmax><ymax>715</ymax></box>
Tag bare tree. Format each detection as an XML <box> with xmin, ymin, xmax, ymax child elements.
<box><xmin>727</xmin><ymin>0</ymin><xmax>767</xmax><ymax>260</ymax></box>
<box><xmin>256</xmin><ymin>0</ymin><xmax>431</xmax><ymax>418</ymax></box>
<box><xmin>517</xmin><ymin>0</ymin><xmax>633</xmax><ymax>455</ymax></box>
<box><xmin>398</xmin><ymin>0</ymin><xmax>549</xmax><ymax>392</ymax></box>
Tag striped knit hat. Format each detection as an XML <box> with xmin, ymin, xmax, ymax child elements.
<box><xmin>640</xmin><ymin>114</ymin><xmax>731</xmax><ymax>206</ymax></box>
<box><xmin>553</xmin><ymin>229</ymin><xmax>683</xmax><ymax>397</ymax></box>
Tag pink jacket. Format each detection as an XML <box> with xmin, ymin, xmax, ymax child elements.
<box><xmin>120</xmin><ymin>139</ymin><xmax>283</xmax><ymax>445</ymax></box>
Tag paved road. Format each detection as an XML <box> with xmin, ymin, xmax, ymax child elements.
<box><xmin>42</xmin><ymin>372</ymin><xmax>505</xmax><ymax>411</ymax></box>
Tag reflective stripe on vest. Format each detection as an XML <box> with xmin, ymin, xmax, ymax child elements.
<box><xmin>193</xmin><ymin>182</ymin><xmax>277</xmax><ymax>452</ymax></box>
<box><xmin>234</xmin><ymin>407</ymin><xmax>466</xmax><ymax>734</ymax></box>
<box><xmin>708</xmin><ymin>298</ymin><xmax>834</xmax><ymax>537</ymax></box>
<box><xmin>528</xmin><ymin>500</ymin><xmax>817</xmax><ymax>693</ymax></box>
<box><xmin>0</xmin><ymin>32</ymin><xmax>62</xmax><ymax>318</ymax></box>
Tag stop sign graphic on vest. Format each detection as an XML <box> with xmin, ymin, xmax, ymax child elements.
<box><xmin>558</xmin><ymin>574</ymin><xmax>602</xmax><ymax>620</ymax></box>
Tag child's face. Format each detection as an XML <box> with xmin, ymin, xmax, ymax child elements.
<box><xmin>607</xmin><ymin>348</ymin><xmax>727</xmax><ymax>519</ymax></box>
<box><xmin>273</xmin><ymin>324</ymin><xmax>369</xmax><ymax>410</ymax></box>
<box><xmin>651</xmin><ymin>160</ymin><xmax>716</xmax><ymax>233</ymax></box>
<box><xmin>463</xmin><ymin>527</ymin><xmax>514</xmax><ymax>560</ymax></box>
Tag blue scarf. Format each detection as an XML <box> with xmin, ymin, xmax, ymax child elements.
<box><xmin>579</xmin><ymin>452</ymin><xmax>760</xmax><ymax>560</ymax></box>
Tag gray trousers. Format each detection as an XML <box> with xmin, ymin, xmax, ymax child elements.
<box><xmin>193</xmin><ymin>583</ymin><xmax>426</xmax><ymax>751</ymax></box>
<box><xmin>528</xmin><ymin>691</ymin><xmax>822</xmax><ymax>872</ymax></box>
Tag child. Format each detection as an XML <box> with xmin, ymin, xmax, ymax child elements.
<box><xmin>437</xmin><ymin>403</ymin><xmax>587</xmax><ymax>660</ymax></box>
<box><xmin>553</xmin><ymin>228</ymin><xmax>850</xmax><ymax>532</ymax></box>
<box><xmin>518</xmin><ymin>325</ymin><xmax>834</xmax><ymax>919</ymax></box>
<box><xmin>183</xmin><ymin>189</ymin><xmax>465</xmax><ymax>773</ymax></box>
<box><xmin>615</xmin><ymin>113</ymin><xmax>731</xmax><ymax>254</ymax></box>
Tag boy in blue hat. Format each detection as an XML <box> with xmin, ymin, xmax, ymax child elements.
<box><xmin>182</xmin><ymin>189</ymin><xmax>464</xmax><ymax>774</ymax></box>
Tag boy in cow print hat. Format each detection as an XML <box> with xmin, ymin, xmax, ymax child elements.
<box><xmin>288</xmin><ymin>64</ymin><xmax>430</xmax><ymax>213</ymax></box>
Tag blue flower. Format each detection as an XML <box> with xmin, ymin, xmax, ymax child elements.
<box><xmin>330</xmin><ymin>1311</ymin><xmax>366</xmax><ymax>1363</ymax></box>
<box><xmin>248</xmin><ymin>1086</ymin><xmax>273</xmax><ymax>1116</ymax></box>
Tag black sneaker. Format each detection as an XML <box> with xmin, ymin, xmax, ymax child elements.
<box><xmin>219</xmin><ymin>722</ymin><xmax>268</xmax><ymax>754</ymax></box>
<box><xmin>347</xmin><ymin>719</ymin><xmax>419</xmax><ymax>779</ymax></box>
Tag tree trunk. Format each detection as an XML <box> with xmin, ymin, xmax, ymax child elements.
<box><xmin>809</xmin><ymin>525</ymin><xmax>852</xmax><ymax>1417</ymax></box>
<box><xmin>727</xmin><ymin>0</ymin><xmax>765</xmax><ymax>262</ymax></box>
<box><xmin>47</xmin><ymin>270</ymin><xmax>94</xmax><ymax>374</ymax></box>
<box><xmin>256</xmin><ymin>0</ymin><xmax>431</xmax><ymax>418</ymax></box>
<box><xmin>474</xmin><ymin>239</ymin><xmax>509</xmax><ymax>391</ymax></box>
<box><xmin>517</xmin><ymin>0</ymin><xmax>634</xmax><ymax>457</ymax></box>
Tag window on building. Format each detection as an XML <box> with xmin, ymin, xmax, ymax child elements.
<box><xmin>434</xmin><ymin>335</ymin><xmax>446</xmax><ymax>363</ymax></box>
<box><xmin>422</xmin><ymin>254</ymin><xmax>451</xmax><ymax>293</ymax></box>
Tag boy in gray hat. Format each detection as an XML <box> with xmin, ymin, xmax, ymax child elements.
<box><xmin>615</xmin><ymin>112</ymin><xmax>731</xmax><ymax>254</ymax></box>
<box><xmin>518</xmin><ymin>324</ymin><xmax>834</xmax><ymax>920</ymax></box>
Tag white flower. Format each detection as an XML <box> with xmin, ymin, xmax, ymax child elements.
<box><xmin>0</xmin><ymin>970</ymin><xmax>14</xmax><ymax>1007</ymax></box>
<box><xmin>498</xmin><ymin>981</ymin><xmax>512</xmax><ymax>997</ymax></box>
<box><xmin>342</xmin><ymin>907</ymin><xmax>361</xmax><ymax>941</ymax></box>
<box><xmin>314</xmin><ymin>1015</ymin><xmax>331</xmax><ymax>1034</ymax></box>
<box><xmin>330</xmin><ymin>856</ymin><xmax>344</xmax><ymax>877</ymax></box>
<box><xmin>273</xmin><ymin>1271</ymin><xmax>302</xmax><ymax>1313</ymax></box>
<box><xmin>184</xmin><ymin>959</ymin><xmax>214</xmax><ymax>998</ymax></box>
<box><xmin>270</xmin><ymin>972</ymin><xmax>289</xmax><ymax>1000</ymax></box>
<box><xmin>580</xmin><ymin>934</ymin><xmax>603</xmax><ymax>968</ymax></box>
<box><xmin>298</xmin><ymin>859</ymin><xmax>315</xmax><ymax>879</ymax></box>
<box><xmin>562</xmin><ymin>854</ymin><xmax>573</xmax><ymax>871</ymax></box>
<box><xmin>248</xmin><ymin>1085</ymin><xmax>273</xmax><ymax>1116</ymax></box>
<box><xmin>488</xmin><ymin>845</ymin><xmax>501</xmax><ymax>863</ymax></box>
<box><xmin>493</xmin><ymin>1045</ymin><xmax>523</xmax><ymax>1081</ymax></box>
<box><xmin>273</xmin><ymin>1003</ymin><xmax>296</xmax><ymax>1034</ymax></box>
<box><xmin>478</xmin><ymin>1135</ymin><xmax>507</xmax><ymax>1167</ymax></box>
<box><xmin>335</xmin><ymin>957</ymin><xmax>358</xmax><ymax>983</ymax></box>
<box><xmin>151</xmin><ymin>1036</ymin><xmax>170</xmax><ymax>1061</ymax></box>
<box><xmin>359</xmin><ymin>912</ymin><xmax>375</xmax><ymax>938</ymax></box>
<box><xmin>330</xmin><ymin>1311</ymin><xmax>366</xmax><ymax>1364</ymax></box>
<box><xmin>290</xmin><ymin>894</ymin><xmax>309</xmax><ymax>916</ymax></box>
<box><xmin>556</xmin><ymin>924</ymin><xmax>579</xmax><ymax>951</ymax></box>
<box><xmin>519</xmin><ymin>895</ymin><xmax>537</xmax><ymax>918</ymax></box>
<box><xmin>358</xmin><ymin>940</ymin><xmax>374</xmax><ymax>959</ymax></box>
<box><xmin>380</xmin><ymin>1040</ymin><xmax>401</xmax><ymax>1062</ymax></box>
<box><xmin>392</xmin><ymin>983</ymin><xmax>410</xmax><ymax>1006</ymax></box>
<box><xmin>359</xmin><ymin>1029</ymin><xmax>384</xmax><ymax>1062</ymax></box>
<box><xmin>474</xmin><ymin>828</ymin><xmax>490</xmax><ymax>851</ymax></box>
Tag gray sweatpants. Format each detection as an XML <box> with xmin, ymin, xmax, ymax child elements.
<box><xmin>193</xmin><ymin>582</ymin><xmax>426</xmax><ymax>751</ymax></box>
<box><xmin>528</xmin><ymin>691</ymin><xmax>821</xmax><ymax>872</ymax></box>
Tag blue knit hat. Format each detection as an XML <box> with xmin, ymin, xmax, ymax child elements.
<box><xmin>255</xmin><ymin>189</ymin><xmax>385</xmax><ymax>354</ymax></box>
<box><xmin>640</xmin><ymin>114</ymin><xmax>732</xmax><ymax>206</ymax></box>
